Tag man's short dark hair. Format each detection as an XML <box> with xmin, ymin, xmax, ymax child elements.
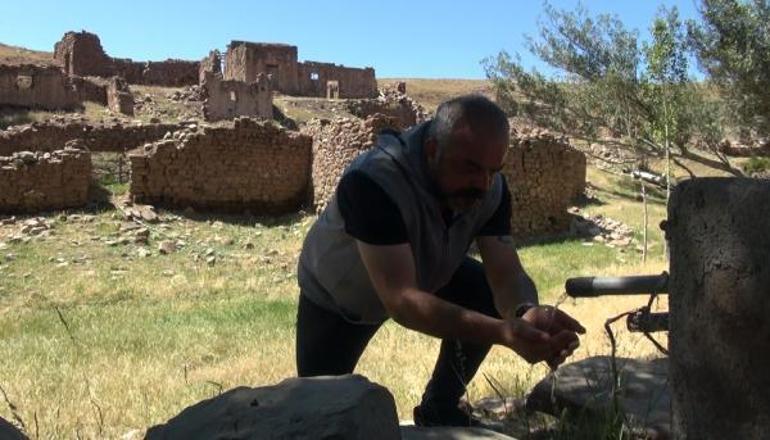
<box><xmin>427</xmin><ymin>95</ymin><xmax>510</xmax><ymax>153</ymax></box>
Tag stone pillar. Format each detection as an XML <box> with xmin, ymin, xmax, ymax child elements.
<box><xmin>668</xmin><ymin>178</ymin><xmax>770</xmax><ymax>439</ymax></box>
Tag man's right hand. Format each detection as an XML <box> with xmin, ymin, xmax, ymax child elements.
<box><xmin>500</xmin><ymin>319</ymin><xmax>554</xmax><ymax>364</ymax></box>
<box><xmin>500</xmin><ymin>318</ymin><xmax>582</xmax><ymax>367</ymax></box>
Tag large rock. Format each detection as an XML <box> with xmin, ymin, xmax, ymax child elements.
<box><xmin>0</xmin><ymin>416</ymin><xmax>26</xmax><ymax>440</ymax></box>
<box><xmin>668</xmin><ymin>178</ymin><xmax>770</xmax><ymax>439</ymax></box>
<box><xmin>145</xmin><ymin>375</ymin><xmax>400</xmax><ymax>440</ymax></box>
<box><xmin>526</xmin><ymin>356</ymin><xmax>670</xmax><ymax>437</ymax></box>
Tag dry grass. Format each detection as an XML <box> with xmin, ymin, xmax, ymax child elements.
<box><xmin>0</xmin><ymin>157</ymin><xmax>685</xmax><ymax>438</ymax></box>
<box><xmin>0</xmin><ymin>43</ymin><xmax>54</xmax><ymax>66</ymax></box>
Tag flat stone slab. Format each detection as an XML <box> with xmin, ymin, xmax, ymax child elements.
<box><xmin>400</xmin><ymin>425</ymin><xmax>516</xmax><ymax>439</ymax></box>
<box><xmin>526</xmin><ymin>356</ymin><xmax>670</xmax><ymax>437</ymax></box>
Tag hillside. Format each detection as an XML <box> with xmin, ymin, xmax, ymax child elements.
<box><xmin>0</xmin><ymin>43</ymin><xmax>55</xmax><ymax>66</ymax></box>
<box><xmin>379</xmin><ymin>78</ymin><xmax>492</xmax><ymax>112</ymax></box>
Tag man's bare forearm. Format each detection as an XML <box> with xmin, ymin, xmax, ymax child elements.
<box><xmin>483</xmin><ymin>235</ymin><xmax>539</xmax><ymax>319</ymax></box>
<box><xmin>386</xmin><ymin>287</ymin><xmax>511</xmax><ymax>346</ymax></box>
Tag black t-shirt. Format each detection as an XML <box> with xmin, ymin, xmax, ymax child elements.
<box><xmin>337</xmin><ymin>170</ymin><xmax>512</xmax><ymax>245</ymax></box>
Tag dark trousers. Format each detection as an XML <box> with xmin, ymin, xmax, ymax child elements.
<box><xmin>296</xmin><ymin>257</ymin><xmax>500</xmax><ymax>408</ymax></box>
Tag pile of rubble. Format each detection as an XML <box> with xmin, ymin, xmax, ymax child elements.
<box><xmin>344</xmin><ymin>83</ymin><xmax>428</xmax><ymax>130</ymax></box>
<box><xmin>168</xmin><ymin>85</ymin><xmax>204</xmax><ymax>103</ymax></box>
<box><xmin>569</xmin><ymin>208</ymin><xmax>635</xmax><ymax>248</ymax></box>
<box><xmin>0</xmin><ymin>216</ymin><xmax>55</xmax><ymax>244</ymax></box>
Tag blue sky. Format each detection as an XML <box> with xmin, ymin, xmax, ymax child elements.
<box><xmin>0</xmin><ymin>0</ymin><xmax>700</xmax><ymax>78</ymax></box>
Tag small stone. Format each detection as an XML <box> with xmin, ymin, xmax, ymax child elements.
<box><xmin>206</xmin><ymin>256</ymin><xmax>217</xmax><ymax>266</ymax></box>
<box><xmin>137</xmin><ymin>248</ymin><xmax>151</xmax><ymax>258</ymax></box>
<box><xmin>158</xmin><ymin>240</ymin><xmax>177</xmax><ymax>255</ymax></box>
<box><xmin>4</xmin><ymin>253</ymin><xmax>16</xmax><ymax>262</ymax></box>
<box><xmin>134</xmin><ymin>228</ymin><xmax>150</xmax><ymax>244</ymax></box>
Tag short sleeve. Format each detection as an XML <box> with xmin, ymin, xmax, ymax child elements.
<box><xmin>336</xmin><ymin>171</ymin><xmax>409</xmax><ymax>245</ymax></box>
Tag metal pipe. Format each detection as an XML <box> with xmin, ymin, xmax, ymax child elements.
<box><xmin>564</xmin><ymin>273</ymin><xmax>668</xmax><ymax>297</ymax></box>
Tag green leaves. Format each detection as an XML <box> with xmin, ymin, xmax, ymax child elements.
<box><xmin>688</xmin><ymin>0</ymin><xmax>770</xmax><ymax>137</ymax></box>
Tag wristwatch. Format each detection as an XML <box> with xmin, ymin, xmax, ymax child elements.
<box><xmin>514</xmin><ymin>302</ymin><xmax>536</xmax><ymax>318</ymax></box>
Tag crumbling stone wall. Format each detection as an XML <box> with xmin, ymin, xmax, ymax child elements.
<box><xmin>199</xmin><ymin>50</ymin><xmax>222</xmax><ymax>84</ymax></box>
<box><xmin>225</xmin><ymin>42</ymin><xmax>299</xmax><ymax>94</ymax></box>
<box><xmin>224</xmin><ymin>40</ymin><xmax>376</xmax><ymax>98</ymax></box>
<box><xmin>0</xmin><ymin>121</ymin><xmax>187</xmax><ymax>156</ymax></box>
<box><xmin>54</xmin><ymin>31</ymin><xmax>199</xmax><ymax>87</ymax></box>
<box><xmin>69</xmin><ymin>75</ymin><xmax>108</xmax><ymax>106</ymax></box>
<box><xmin>129</xmin><ymin>118</ymin><xmax>311</xmax><ymax>214</ymax></box>
<box><xmin>0</xmin><ymin>64</ymin><xmax>81</xmax><ymax>110</ymax></box>
<box><xmin>302</xmin><ymin>114</ymin><xmax>399</xmax><ymax>212</ymax></box>
<box><xmin>297</xmin><ymin>62</ymin><xmax>377</xmax><ymax>99</ymax></box>
<box><xmin>201</xmin><ymin>71</ymin><xmax>273</xmax><ymax>122</ymax></box>
<box><xmin>305</xmin><ymin>117</ymin><xmax>585</xmax><ymax>238</ymax></box>
<box><xmin>54</xmin><ymin>31</ymin><xmax>113</xmax><ymax>77</ymax></box>
<box><xmin>0</xmin><ymin>145</ymin><xmax>91</xmax><ymax>213</ymax></box>
<box><xmin>346</xmin><ymin>88</ymin><xmax>428</xmax><ymax>130</ymax></box>
<box><xmin>107</xmin><ymin>77</ymin><xmax>134</xmax><ymax>116</ymax></box>
<box><xmin>502</xmin><ymin>133</ymin><xmax>586</xmax><ymax>239</ymax></box>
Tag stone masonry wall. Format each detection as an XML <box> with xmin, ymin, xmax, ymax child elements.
<box><xmin>129</xmin><ymin>118</ymin><xmax>312</xmax><ymax>214</ymax></box>
<box><xmin>54</xmin><ymin>31</ymin><xmax>113</xmax><ymax>77</ymax></box>
<box><xmin>302</xmin><ymin>114</ymin><xmax>399</xmax><ymax>212</ymax></box>
<box><xmin>225</xmin><ymin>42</ymin><xmax>299</xmax><ymax>94</ymax></box>
<box><xmin>106</xmin><ymin>76</ymin><xmax>134</xmax><ymax>116</ymax></box>
<box><xmin>54</xmin><ymin>31</ymin><xmax>199</xmax><ymax>87</ymax></box>
<box><xmin>0</xmin><ymin>146</ymin><xmax>91</xmax><ymax>214</ymax></box>
<box><xmin>0</xmin><ymin>64</ymin><xmax>81</xmax><ymax>110</ymax></box>
<box><xmin>0</xmin><ymin>121</ymin><xmax>188</xmax><ymax>156</ymax></box>
<box><xmin>224</xmin><ymin>40</ymin><xmax>376</xmax><ymax>98</ymax></box>
<box><xmin>502</xmin><ymin>132</ymin><xmax>586</xmax><ymax>239</ymax></box>
<box><xmin>201</xmin><ymin>71</ymin><xmax>273</xmax><ymax>122</ymax></box>
<box><xmin>297</xmin><ymin>62</ymin><xmax>377</xmax><ymax>99</ymax></box>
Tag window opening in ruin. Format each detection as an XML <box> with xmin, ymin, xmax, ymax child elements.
<box><xmin>310</xmin><ymin>72</ymin><xmax>319</xmax><ymax>81</ymax></box>
<box><xmin>230</xmin><ymin>91</ymin><xmax>238</xmax><ymax>102</ymax></box>
<box><xmin>16</xmin><ymin>75</ymin><xmax>33</xmax><ymax>90</ymax></box>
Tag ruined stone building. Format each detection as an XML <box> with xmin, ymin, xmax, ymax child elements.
<box><xmin>224</xmin><ymin>41</ymin><xmax>377</xmax><ymax>99</ymax></box>
<box><xmin>54</xmin><ymin>31</ymin><xmax>199</xmax><ymax>87</ymax></box>
<box><xmin>199</xmin><ymin>50</ymin><xmax>273</xmax><ymax>122</ymax></box>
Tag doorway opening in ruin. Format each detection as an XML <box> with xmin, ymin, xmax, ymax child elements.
<box><xmin>310</xmin><ymin>72</ymin><xmax>319</xmax><ymax>81</ymax></box>
<box><xmin>266</xmin><ymin>64</ymin><xmax>279</xmax><ymax>85</ymax></box>
<box><xmin>326</xmin><ymin>80</ymin><xmax>339</xmax><ymax>99</ymax></box>
<box><xmin>230</xmin><ymin>91</ymin><xmax>238</xmax><ymax>102</ymax></box>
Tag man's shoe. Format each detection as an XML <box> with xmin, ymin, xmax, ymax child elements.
<box><xmin>413</xmin><ymin>402</ymin><xmax>482</xmax><ymax>427</ymax></box>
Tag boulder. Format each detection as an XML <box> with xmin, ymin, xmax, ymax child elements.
<box><xmin>526</xmin><ymin>356</ymin><xmax>670</xmax><ymax>437</ymax></box>
<box><xmin>145</xmin><ymin>375</ymin><xmax>400</xmax><ymax>440</ymax></box>
<box><xmin>0</xmin><ymin>416</ymin><xmax>26</xmax><ymax>440</ymax></box>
